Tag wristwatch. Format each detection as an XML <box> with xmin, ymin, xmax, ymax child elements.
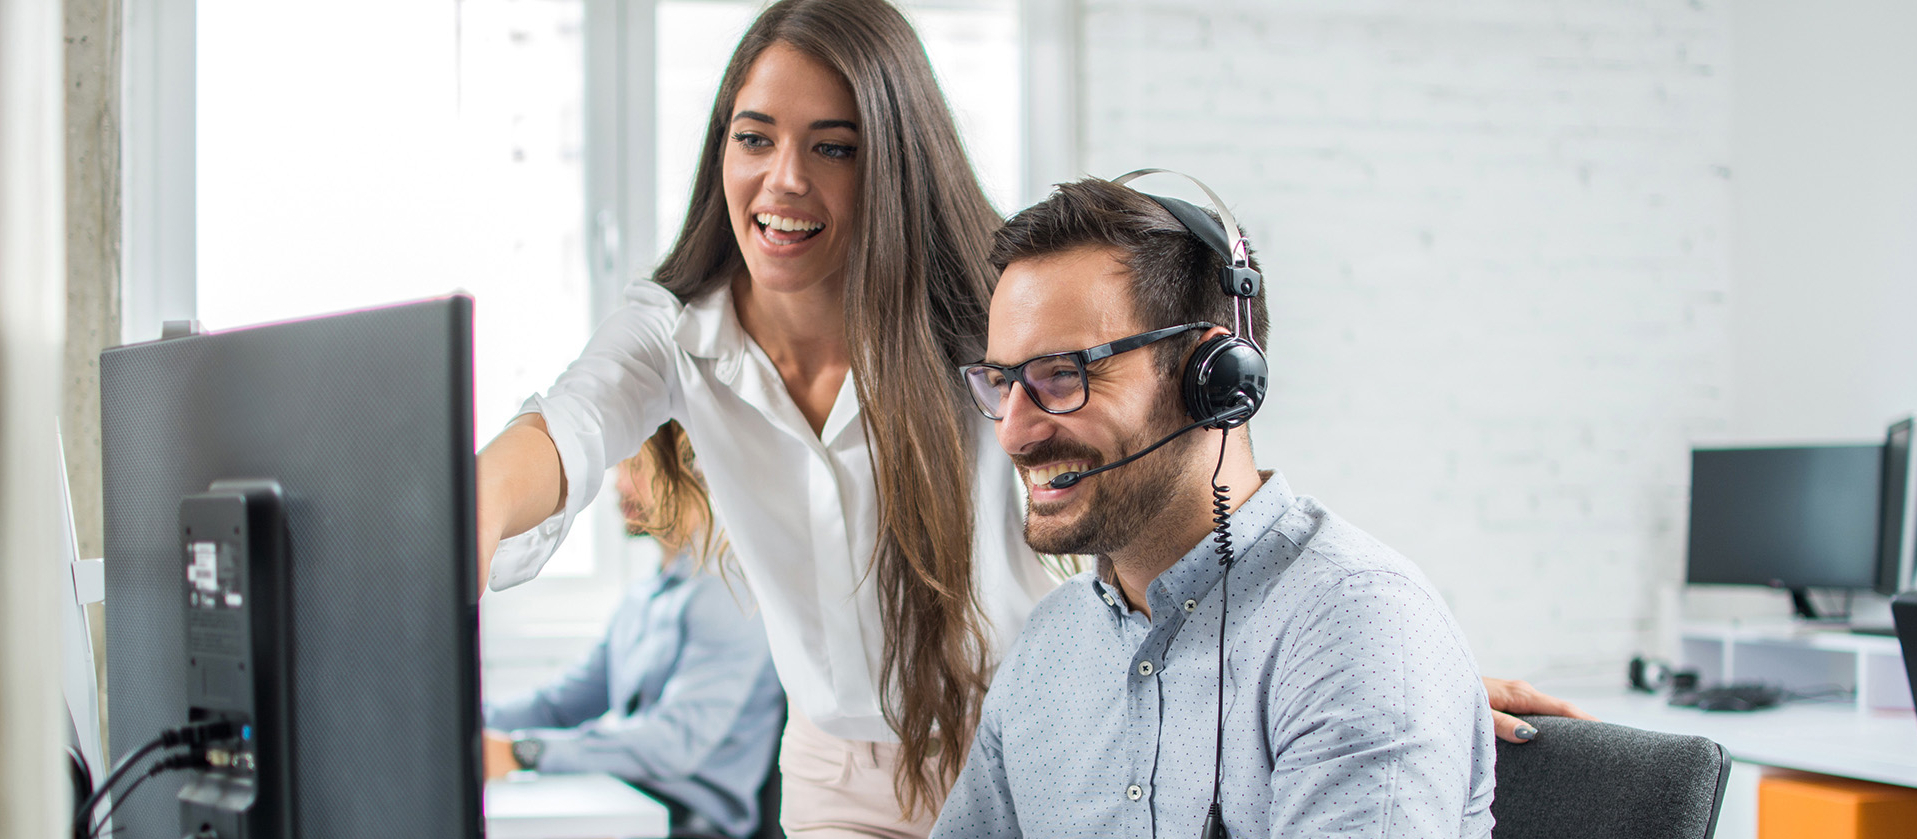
<box><xmin>509</xmin><ymin>735</ymin><xmax>545</xmax><ymax>771</ymax></box>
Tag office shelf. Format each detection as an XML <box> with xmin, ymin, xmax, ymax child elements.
<box><xmin>1680</xmin><ymin>622</ymin><xmax>1913</xmax><ymax>711</ymax></box>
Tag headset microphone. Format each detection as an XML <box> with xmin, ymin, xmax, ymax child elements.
<box><xmin>1046</xmin><ymin>402</ymin><xmax>1255</xmax><ymax>490</ymax></box>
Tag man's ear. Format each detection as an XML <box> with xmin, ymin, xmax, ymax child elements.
<box><xmin>1182</xmin><ymin>325</ymin><xmax>1233</xmax><ymax>366</ymax></box>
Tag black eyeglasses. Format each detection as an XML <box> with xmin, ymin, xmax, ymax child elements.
<box><xmin>959</xmin><ymin>323</ymin><xmax>1213</xmax><ymax>420</ymax></box>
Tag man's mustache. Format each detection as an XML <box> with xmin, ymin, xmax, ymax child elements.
<box><xmin>1010</xmin><ymin>439</ymin><xmax>1105</xmax><ymax>471</ymax></box>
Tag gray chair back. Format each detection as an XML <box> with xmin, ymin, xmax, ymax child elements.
<box><xmin>1492</xmin><ymin>716</ymin><xmax>1731</xmax><ymax>839</ymax></box>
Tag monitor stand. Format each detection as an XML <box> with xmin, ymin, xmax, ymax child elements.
<box><xmin>1790</xmin><ymin>587</ymin><xmax>1821</xmax><ymax>621</ymax></box>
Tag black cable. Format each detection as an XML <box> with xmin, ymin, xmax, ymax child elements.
<box><xmin>1201</xmin><ymin>428</ymin><xmax>1234</xmax><ymax>839</ymax></box>
<box><xmin>74</xmin><ymin>739</ymin><xmax>167</xmax><ymax>839</ymax></box>
<box><xmin>89</xmin><ymin>751</ymin><xmax>212</xmax><ymax>839</ymax></box>
<box><xmin>75</xmin><ymin>720</ymin><xmax>236</xmax><ymax>839</ymax></box>
<box><xmin>91</xmin><ymin>756</ymin><xmax>171</xmax><ymax>839</ymax></box>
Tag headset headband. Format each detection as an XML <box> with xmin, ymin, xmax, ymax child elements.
<box><xmin>1112</xmin><ymin>168</ymin><xmax>1252</xmax><ymax>271</ymax></box>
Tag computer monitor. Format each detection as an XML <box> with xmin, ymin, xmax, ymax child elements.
<box><xmin>1686</xmin><ymin>443</ymin><xmax>1885</xmax><ymax>619</ymax></box>
<box><xmin>100</xmin><ymin>298</ymin><xmax>481</xmax><ymax>838</ymax></box>
<box><xmin>1878</xmin><ymin>417</ymin><xmax>1914</xmax><ymax>595</ymax></box>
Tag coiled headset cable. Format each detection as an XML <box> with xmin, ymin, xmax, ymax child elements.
<box><xmin>1199</xmin><ymin>424</ymin><xmax>1237</xmax><ymax>839</ymax></box>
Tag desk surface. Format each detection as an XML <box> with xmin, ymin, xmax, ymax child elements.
<box><xmin>485</xmin><ymin>772</ymin><xmax>670</xmax><ymax>839</ymax></box>
<box><xmin>1558</xmin><ymin>690</ymin><xmax>1917</xmax><ymax>788</ymax></box>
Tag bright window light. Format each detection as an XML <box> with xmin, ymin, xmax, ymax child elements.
<box><xmin>197</xmin><ymin>0</ymin><xmax>598</xmax><ymax>575</ymax></box>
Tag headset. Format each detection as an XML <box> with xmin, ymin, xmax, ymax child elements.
<box><xmin>1045</xmin><ymin>170</ymin><xmax>1271</xmax><ymax>491</ymax></box>
<box><xmin>1116</xmin><ymin>168</ymin><xmax>1270</xmax><ymax>432</ymax></box>
<box><xmin>1093</xmin><ymin>169</ymin><xmax>1269</xmax><ymax>839</ymax></box>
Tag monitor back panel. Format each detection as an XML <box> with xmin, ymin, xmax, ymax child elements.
<box><xmin>101</xmin><ymin>298</ymin><xmax>480</xmax><ymax>839</ymax></box>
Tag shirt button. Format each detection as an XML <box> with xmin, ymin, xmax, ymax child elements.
<box><xmin>1183</xmin><ymin>598</ymin><xmax>1198</xmax><ymax>612</ymax></box>
<box><xmin>1103</xmin><ymin>592</ymin><xmax>1117</xmax><ymax>607</ymax></box>
<box><xmin>1137</xmin><ymin>660</ymin><xmax>1155</xmax><ymax>676</ymax></box>
<box><xmin>1126</xmin><ymin>784</ymin><xmax>1143</xmax><ymax>801</ymax></box>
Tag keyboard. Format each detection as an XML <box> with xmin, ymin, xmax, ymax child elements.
<box><xmin>1668</xmin><ymin>683</ymin><xmax>1785</xmax><ymax>712</ymax></box>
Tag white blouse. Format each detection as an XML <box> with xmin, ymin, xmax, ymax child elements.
<box><xmin>491</xmin><ymin>278</ymin><xmax>1058</xmax><ymax>742</ymax></box>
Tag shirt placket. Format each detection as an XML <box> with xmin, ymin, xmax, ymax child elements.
<box><xmin>1122</xmin><ymin>604</ymin><xmax>1180</xmax><ymax>839</ymax></box>
<box><xmin>808</xmin><ymin>441</ymin><xmax>869</xmax><ymax>717</ymax></box>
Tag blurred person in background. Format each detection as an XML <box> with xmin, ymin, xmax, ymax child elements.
<box><xmin>485</xmin><ymin>422</ymin><xmax>784</xmax><ymax>839</ymax></box>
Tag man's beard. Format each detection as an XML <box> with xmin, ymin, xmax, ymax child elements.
<box><xmin>1017</xmin><ymin>401</ymin><xmax>1202</xmax><ymax>557</ymax></box>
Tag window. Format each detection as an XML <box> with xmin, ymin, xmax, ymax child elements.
<box><xmin>162</xmin><ymin>0</ymin><xmax>1039</xmax><ymax>698</ymax></box>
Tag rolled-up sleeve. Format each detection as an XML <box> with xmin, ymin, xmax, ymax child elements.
<box><xmin>1264</xmin><ymin>569</ymin><xmax>1492</xmax><ymax>839</ymax></box>
<box><xmin>489</xmin><ymin>283</ymin><xmax>685</xmax><ymax>591</ymax></box>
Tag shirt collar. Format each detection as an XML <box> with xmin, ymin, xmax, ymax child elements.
<box><xmin>657</xmin><ymin>550</ymin><xmax>694</xmax><ymax>582</ymax></box>
<box><xmin>1091</xmin><ymin>471</ymin><xmax>1296</xmax><ymax>619</ymax></box>
<box><xmin>671</xmin><ymin>282</ymin><xmax>747</xmax><ymax>385</ymax></box>
<box><xmin>667</xmin><ymin>279</ymin><xmax>870</xmax><ymax>443</ymax></box>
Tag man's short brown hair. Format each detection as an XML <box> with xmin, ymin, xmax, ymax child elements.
<box><xmin>990</xmin><ymin>178</ymin><xmax>1270</xmax><ymax>375</ymax></box>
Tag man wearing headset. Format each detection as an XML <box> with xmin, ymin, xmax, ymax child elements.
<box><xmin>934</xmin><ymin>177</ymin><xmax>1517</xmax><ymax>838</ymax></box>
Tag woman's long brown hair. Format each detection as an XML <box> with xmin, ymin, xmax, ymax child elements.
<box><xmin>648</xmin><ymin>0</ymin><xmax>999</xmax><ymax>817</ymax></box>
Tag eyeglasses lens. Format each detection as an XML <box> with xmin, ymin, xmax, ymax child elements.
<box><xmin>963</xmin><ymin>355</ymin><xmax>1086</xmax><ymax>419</ymax></box>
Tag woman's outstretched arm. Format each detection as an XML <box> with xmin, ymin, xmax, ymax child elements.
<box><xmin>475</xmin><ymin>413</ymin><xmax>567</xmax><ymax>596</ymax></box>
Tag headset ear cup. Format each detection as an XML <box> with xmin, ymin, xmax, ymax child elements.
<box><xmin>1182</xmin><ymin>335</ymin><xmax>1269</xmax><ymax>428</ymax></box>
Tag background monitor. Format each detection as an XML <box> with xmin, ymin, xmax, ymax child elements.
<box><xmin>1687</xmin><ymin>444</ymin><xmax>1885</xmax><ymax>615</ymax></box>
<box><xmin>101</xmin><ymin>298</ymin><xmax>481</xmax><ymax>838</ymax></box>
<box><xmin>1880</xmin><ymin>417</ymin><xmax>1914</xmax><ymax>595</ymax></box>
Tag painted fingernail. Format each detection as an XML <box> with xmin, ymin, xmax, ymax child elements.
<box><xmin>1515</xmin><ymin>724</ymin><xmax>1537</xmax><ymax>741</ymax></box>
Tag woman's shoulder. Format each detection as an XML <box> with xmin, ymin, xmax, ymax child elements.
<box><xmin>620</xmin><ymin>276</ymin><xmax>690</xmax><ymax>313</ymax></box>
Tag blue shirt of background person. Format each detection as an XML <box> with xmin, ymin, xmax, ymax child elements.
<box><xmin>485</xmin><ymin>552</ymin><xmax>783</xmax><ymax>839</ymax></box>
<box><xmin>485</xmin><ymin>431</ymin><xmax>784</xmax><ymax>839</ymax></box>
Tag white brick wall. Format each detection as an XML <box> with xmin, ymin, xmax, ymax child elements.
<box><xmin>1076</xmin><ymin>0</ymin><xmax>1734</xmax><ymax>678</ymax></box>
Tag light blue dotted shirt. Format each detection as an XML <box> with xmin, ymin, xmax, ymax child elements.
<box><xmin>932</xmin><ymin>473</ymin><xmax>1496</xmax><ymax>839</ymax></box>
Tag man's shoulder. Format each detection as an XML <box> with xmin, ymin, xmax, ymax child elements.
<box><xmin>1023</xmin><ymin>568</ymin><xmax>1103</xmax><ymax>624</ymax></box>
<box><xmin>1251</xmin><ymin>496</ymin><xmax>1445</xmax><ymax>620</ymax></box>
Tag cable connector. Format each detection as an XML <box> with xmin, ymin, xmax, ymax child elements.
<box><xmin>147</xmin><ymin>750</ymin><xmax>212</xmax><ymax>776</ymax></box>
<box><xmin>161</xmin><ymin>719</ymin><xmax>239</xmax><ymax>749</ymax></box>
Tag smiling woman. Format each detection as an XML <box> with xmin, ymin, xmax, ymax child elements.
<box><xmin>638</xmin><ymin>2</ymin><xmax>1039</xmax><ymax>825</ymax></box>
<box><xmin>474</xmin><ymin>2</ymin><xmax>1056</xmax><ymax>837</ymax></box>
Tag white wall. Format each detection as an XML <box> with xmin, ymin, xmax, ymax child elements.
<box><xmin>2</xmin><ymin>0</ymin><xmax>73</xmax><ymax>833</ymax></box>
<box><xmin>1730</xmin><ymin>0</ymin><xmax>1917</xmax><ymax>442</ymax></box>
<box><xmin>1076</xmin><ymin>0</ymin><xmax>1735</xmax><ymax>678</ymax></box>
<box><xmin>1674</xmin><ymin>0</ymin><xmax>1917</xmax><ymax>626</ymax></box>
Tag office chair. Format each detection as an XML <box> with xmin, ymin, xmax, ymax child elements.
<box><xmin>1492</xmin><ymin>716</ymin><xmax>1731</xmax><ymax>839</ymax></box>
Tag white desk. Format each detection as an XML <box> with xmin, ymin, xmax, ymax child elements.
<box><xmin>1545</xmin><ymin>689</ymin><xmax>1917</xmax><ymax>839</ymax></box>
<box><xmin>484</xmin><ymin>772</ymin><xmax>671</xmax><ymax>839</ymax></box>
<box><xmin>1556</xmin><ymin>690</ymin><xmax>1917</xmax><ymax>788</ymax></box>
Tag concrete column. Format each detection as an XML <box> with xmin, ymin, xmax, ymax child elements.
<box><xmin>66</xmin><ymin>0</ymin><xmax>120</xmax><ymax>562</ymax></box>
<box><xmin>64</xmin><ymin>0</ymin><xmax>121</xmax><ymax>769</ymax></box>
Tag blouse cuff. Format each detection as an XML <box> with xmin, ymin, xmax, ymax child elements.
<box><xmin>486</xmin><ymin>394</ymin><xmax>600</xmax><ymax>591</ymax></box>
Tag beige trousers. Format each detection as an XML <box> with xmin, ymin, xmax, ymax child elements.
<box><xmin>777</xmin><ymin>706</ymin><xmax>939</xmax><ymax>839</ymax></box>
